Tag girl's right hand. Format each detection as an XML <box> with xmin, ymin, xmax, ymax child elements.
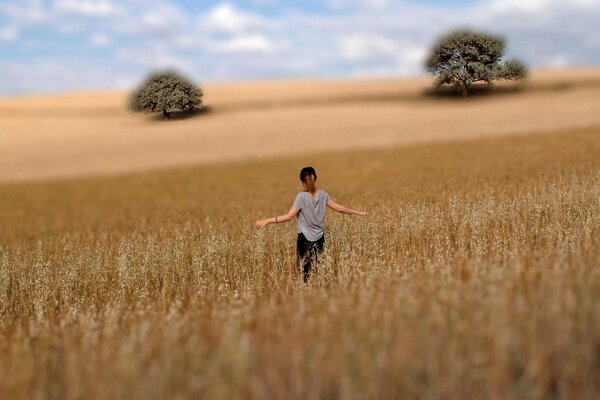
<box><xmin>255</xmin><ymin>219</ymin><xmax>271</xmax><ymax>228</ymax></box>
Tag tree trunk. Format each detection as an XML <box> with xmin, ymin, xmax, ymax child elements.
<box><xmin>459</xmin><ymin>81</ymin><xmax>469</xmax><ymax>97</ymax></box>
<box><xmin>162</xmin><ymin>109</ymin><xmax>171</xmax><ymax>119</ymax></box>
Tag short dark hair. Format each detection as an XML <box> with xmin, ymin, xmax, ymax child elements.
<box><xmin>299</xmin><ymin>167</ymin><xmax>317</xmax><ymax>182</ymax></box>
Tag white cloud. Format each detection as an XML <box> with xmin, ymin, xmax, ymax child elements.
<box><xmin>137</xmin><ymin>3</ymin><xmax>187</xmax><ymax>37</ymax></box>
<box><xmin>471</xmin><ymin>0</ymin><xmax>600</xmax><ymax>67</ymax></box>
<box><xmin>0</xmin><ymin>58</ymin><xmax>135</xmax><ymax>94</ymax></box>
<box><xmin>89</xmin><ymin>32</ymin><xmax>111</xmax><ymax>47</ymax></box>
<box><xmin>1</xmin><ymin>0</ymin><xmax>48</xmax><ymax>26</ymax></box>
<box><xmin>0</xmin><ymin>26</ymin><xmax>19</xmax><ymax>42</ymax></box>
<box><xmin>489</xmin><ymin>0</ymin><xmax>600</xmax><ymax>14</ymax></box>
<box><xmin>333</xmin><ymin>31</ymin><xmax>429</xmax><ymax>76</ymax></box>
<box><xmin>54</xmin><ymin>0</ymin><xmax>122</xmax><ymax>18</ymax></box>
<box><xmin>327</xmin><ymin>0</ymin><xmax>389</xmax><ymax>9</ymax></box>
<box><xmin>338</xmin><ymin>34</ymin><xmax>398</xmax><ymax>62</ymax></box>
<box><xmin>488</xmin><ymin>0</ymin><xmax>548</xmax><ymax>14</ymax></box>
<box><xmin>196</xmin><ymin>4</ymin><xmax>278</xmax><ymax>55</ymax></box>
<box><xmin>547</xmin><ymin>53</ymin><xmax>569</xmax><ymax>68</ymax></box>
<box><xmin>200</xmin><ymin>3</ymin><xmax>271</xmax><ymax>35</ymax></box>
<box><xmin>215</xmin><ymin>34</ymin><xmax>277</xmax><ymax>54</ymax></box>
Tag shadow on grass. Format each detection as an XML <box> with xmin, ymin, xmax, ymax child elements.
<box><xmin>150</xmin><ymin>106</ymin><xmax>212</xmax><ymax>121</ymax></box>
<box><xmin>423</xmin><ymin>83</ymin><xmax>529</xmax><ymax>100</ymax></box>
<box><xmin>422</xmin><ymin>80</ymin><xmax>583</xmax><ymax>100</ymax></box>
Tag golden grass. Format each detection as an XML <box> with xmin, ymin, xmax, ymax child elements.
<box><xmin>0</xmin><ymin>127</ymin><xmax>599</xmax><ymax>399</ymax></box>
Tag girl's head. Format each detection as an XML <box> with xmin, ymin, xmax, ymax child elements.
<box><xmin>300</xmin><ymin>167</ymin><xmax>317</xmax><ymax>192</ymax></box>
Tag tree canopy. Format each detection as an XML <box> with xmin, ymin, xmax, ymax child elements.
<box><xmin>130</xmin><ymin>71</ymin><xmax>203</xmax><ymax>119</ymax></box>
<box><xmin>426</xmin><ymin>29</ymin><xmax>527</xmax><ymax>96</ymax></box>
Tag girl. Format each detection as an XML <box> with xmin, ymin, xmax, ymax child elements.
<box><xmin>256</xmin><ymin>167</ymin><xmax>367</xmax><ymax>282</ymax></box>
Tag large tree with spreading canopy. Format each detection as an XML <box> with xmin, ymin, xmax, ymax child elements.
<box><xmin>130</xmin><ymin>71</ymin><xmax>203</xmax><ymax>119</ymax></box>
<box><xmin>426</xmin><ymin>29</ymin><xmax>527</xmax><ymax>96</ymax></box>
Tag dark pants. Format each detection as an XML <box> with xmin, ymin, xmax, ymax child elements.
<box><xmin>297</xmin><ymin>233</ymin><xmax>325</xmax><ymax>283</ymax></box>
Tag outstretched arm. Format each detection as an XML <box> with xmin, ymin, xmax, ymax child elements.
<box><xmin>256</xmin><ymin>207</ymin><xmax>300</xmax><ymax>228</ymax></box>
<box><xmin>326</xmin><ymin>199</ymin><xmax>367</xmax><ymax>216</ymax></box>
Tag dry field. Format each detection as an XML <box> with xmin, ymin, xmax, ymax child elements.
<box><xmin>0</xmin><ymin>70</ymin><xmax>600</xmax><ymax>399</ymax></box>
<box><xmin>1</xmin><ymin>68</ymin><xmax>600</xmax><ymax>182</ymax></box>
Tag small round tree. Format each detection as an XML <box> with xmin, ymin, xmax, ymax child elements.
<box><xmin>130</xmin><ymin>71</ymin><xmax>203</xmax><ymax>119</ymax></box>
<box><xmin>426</xmin><ymin>29</ymin><xmax>527</xmax><ymax>96</ymax></box>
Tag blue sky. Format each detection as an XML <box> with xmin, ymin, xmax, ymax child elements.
<box><xmin>1</xmin><ymin>0</ymin><xmax>599</xmax><ymax>95</ymax></box>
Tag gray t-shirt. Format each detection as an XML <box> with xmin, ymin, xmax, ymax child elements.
<box><xmin>293</xmin><ymin>189</ymin><xmax>331</xmax><ymax>241</ymax></box>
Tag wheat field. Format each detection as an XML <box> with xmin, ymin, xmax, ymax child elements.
<box><xmin>1</xmin><ymin>120</ymin><xmax>599</xmax><ymax>399</ymax></box>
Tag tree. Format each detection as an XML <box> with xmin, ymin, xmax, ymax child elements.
<box><xmin>130</xmin><ymin>71</ymin><xmax>203</xmax><ymax>119</ymax></box>
<box><xmin>426</xmin><ymin>29</ymin><xmax>527</xmax><ymax>96</ymax></box>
